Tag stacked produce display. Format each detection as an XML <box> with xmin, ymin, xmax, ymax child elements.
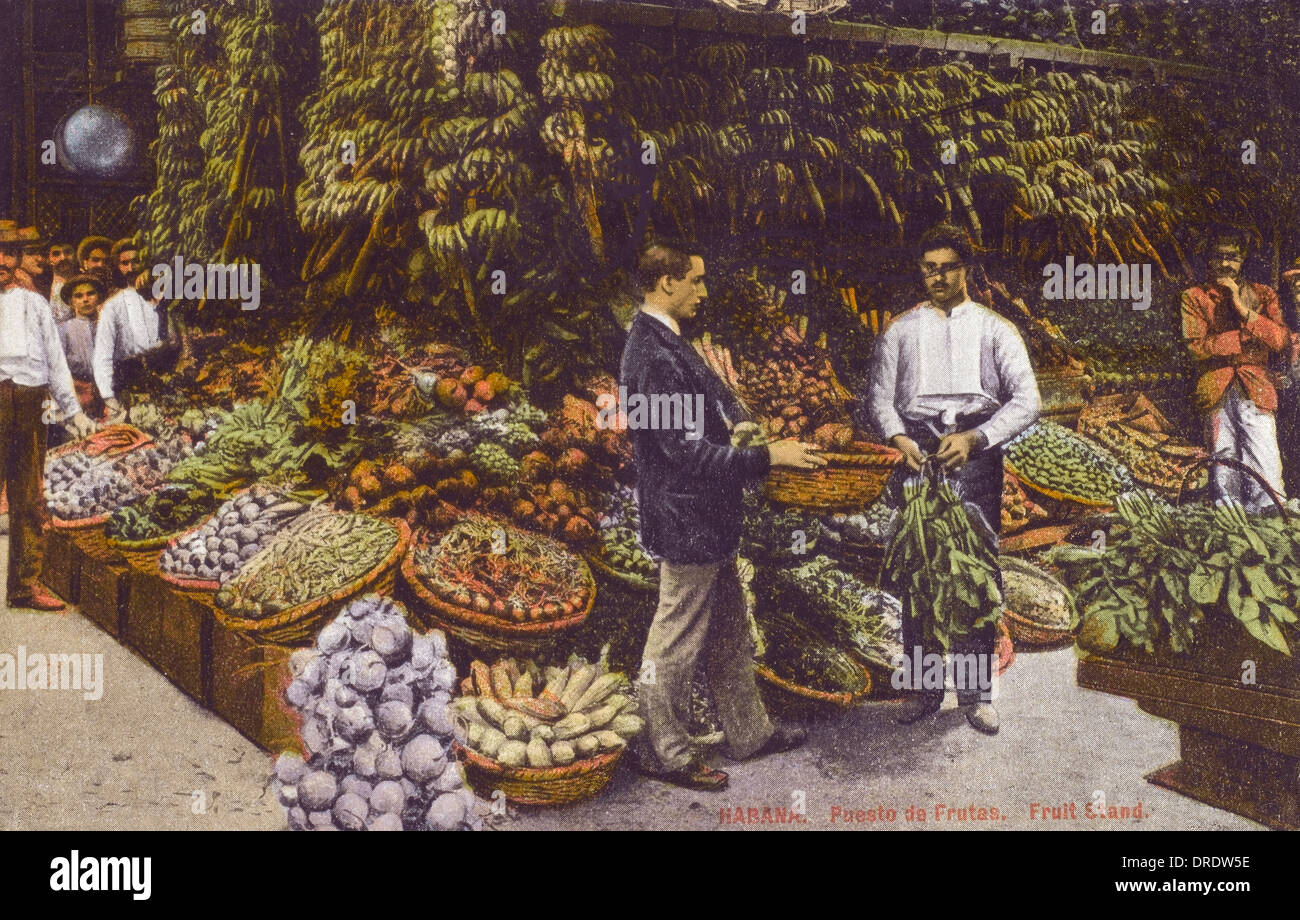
<box><xmin>271</xmin><ymin>595</ymin><xmax>479</xmax><ymax>831</ymax></box>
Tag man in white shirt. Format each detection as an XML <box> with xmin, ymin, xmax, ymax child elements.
<box><xmin>47</xmin><ymin>239</ymin><xmax>77</xmax><ymax>319</ymax></box>
<box><xmin>93</xmin><ymin>276</ymin><xmax>168</xmax><ymax>423</ymax></box>
<box><xmin>0</xmin><ymin>241</ymin><xmax>97</xmax><ymax>611</ymax></box>
<box><xmin>867</xmin><ymin>225</ymin><xmax>1040</xmax><ymax>734</ymax></box>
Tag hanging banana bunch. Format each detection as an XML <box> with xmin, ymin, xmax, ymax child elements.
<box><xmin>297</xmin><ymin>0</ymin><xmax>456</xmax><ymax>320</ymax></box>
<box><xmin>536</xmin><ymin>23</ymin><xmax>619</xmax><ymax>262</ymax></box>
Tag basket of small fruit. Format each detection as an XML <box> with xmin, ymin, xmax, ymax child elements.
<box><xmin>401</xmin><ymin>517</ymin><xmax>595</xmax><ymax>654</ymax></box>
<box><xmin>45</xmin><ymin>445</ymin><xmax>172</xmax><ymax>529</ymax></box>
<box><xmin>450</xmin><ymin>656</ymin><xmax>643</xmax><ymax>805</ymax></box>
<box><xmin>1003</xmin><ymin>421</ymin><xmax>1134</xmax><ymax>513</ymax></box>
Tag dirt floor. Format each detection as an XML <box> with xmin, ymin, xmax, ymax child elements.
<box><xmin>0</xmin><ymin>529</ymin><xmax>1262</xmax><ymax>831</ymax></box>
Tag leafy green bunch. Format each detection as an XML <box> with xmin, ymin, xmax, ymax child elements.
<box><xmin>883</xmin><ymin>474</ymin><xmax>1003</xmax><ymax>654</ymax></box>
<box><xmin>1055</xmin><ymin>491</ymin><xmax>1300</xmax><ymax>656</ymax></box>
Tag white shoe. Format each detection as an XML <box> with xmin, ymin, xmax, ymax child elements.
<box><xmin>965</xmin><ymin>703</ymin><xmax>999</xmax><ymax>735</ymax></box>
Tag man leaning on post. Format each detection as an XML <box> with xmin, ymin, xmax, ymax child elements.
<box><xmin>622</xmin><ymin>240</ymin><xmax>826</xmax><ymax>791</ymax></box>
<box><xmin>0</xmin><ymin>239</ymin><xmax>97</xmax><ymax>611</ymax></box>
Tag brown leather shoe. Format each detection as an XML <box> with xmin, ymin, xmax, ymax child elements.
<box><xmin>10</xmin><ymin>585</ymin><xmax>66</xmax><ymax>611</ymax></box>
<box><xmin>641</xmin><ymin>761</ymin><xmax>730</xmax><ymax>791</ymax></box>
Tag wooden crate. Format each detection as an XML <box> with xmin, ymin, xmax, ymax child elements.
<box><xmin>123</xmin><ymin>561</ymin><xmax>167</xmax><ymax>670</ymax></box>
<box><xmin>1077</xmin><ymin>621</ymin><xmax>1300</xmax><ymax>830</ymax></box>
<box><xmin>209</xmin><ymin>620</ymin><xmax>303</xmax><ymax>755</ymax></box>
<box><xmin>76</xmin><ymin>553</ymin><xmax>129</xmax><ymax>638</ymax></box>
<box><xmin>40</xmin><ymin>528</ymin><xmax>80</xmax><ymax>604</ymax></box>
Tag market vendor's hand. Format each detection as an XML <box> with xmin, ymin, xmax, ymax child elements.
<box><xmin>890</xmin><ymin>435</ymin><xmax>926</xmax><ymax>472</ymax></box>
<box><xmin>936</xmin><ymin>430</ymin><xmax>982</xmax><ymax>470</ymax></box>
<box><xmin>1216</xmin><ymin>277</ymin><xmax>1249</xmax><ymax>315</ymax></box>
<box><xmin>104</xmin><ymin>398</ymin><xmax>127</xmax><ymax>424</ymax></box>
<box><xmin>65</xmin><ymin>412</ymin><xmax>98</xmax><ymax>440</ymax></box>
<box><xmin>768</xmin><ymin>439</ymin><xmax>827</xmax><ymax>470</ymax></box>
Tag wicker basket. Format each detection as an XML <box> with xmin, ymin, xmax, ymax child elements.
<box><xmin>401</xmin><ymin>531</ymin><xmax>595</xmax><ymax>655</ymax></box>
<box><xmin>1001</xmin><ymin>607</ymin><xmax>1072</xmax><ymax>650</ymax></box>
<box><xmin>834</xmin><ymin>540</ymin><xmax>884</xmax><ymax>586</ymax></box>
<box><xmin>577</xmin><ymin>551</ymin><xmax>659</xmax><ymax>674</ymax></box>
<box><xmin>1003</xmin><ymin>460</ymin><xmax>1116</xmax><ymax>513</ymax></box>
<box><xmin>212</xmin><ymin>519</ymin><xmax>409</xmax><ymax>646</ymax></box>
<box><xmin>764</xmin><ymin>443</ymin><xmax>902</xmax><ymax>512</ymax></box>
<box><xmin>107</xmin><ymin>531</ymin><xmax>185</xmax><ymax>572</ymax></box>
<box><xmin>50</xmin><ymin>511</ymin><xmax>112</xmax><ymax>530</ymax></box>
<box><xmin>754</xmin><ymin>660</ymin><xmax>873</xmax><ymax>717</ymax></box>
<box><xmin>455</xmin><ymin>742</ymin><xmax>623</xmax><ymax>805</ymax></box>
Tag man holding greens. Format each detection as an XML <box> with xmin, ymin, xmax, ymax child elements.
<box><xmin>866</xmin><ymin>224</ymin><xmax>1039</xmax><ymax>734</ymax></box>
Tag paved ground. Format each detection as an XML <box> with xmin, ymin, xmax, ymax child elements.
<box><xmin>0</xmin><ymin>532</ymin><xmax>1262</xmax><ymax>831</ymax></box>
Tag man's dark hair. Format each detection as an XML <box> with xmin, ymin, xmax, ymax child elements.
<box><xmin>1207</xmin><ymin>226</ymin><xmax>1250</xmax><ymax>259</ymax></box>
<box><xmin>48</xmin><ymin>239</ymin><xmax>74</xmax><ymax>253</ymax></box>
<box><xmin>635</xmin><ymin>241</ymin><xmax>699</xmax><ymax>294</ymax></box>
<box><xmin>110</xmin><ymin>237</ymin><xmax>138</xmax><ymax>262</ymax></box>
<box><xmin>77</xmin><ymin>235</ymin><xmax>113</xmax><ymax>266</ymax></box>
<box><xmin>916</xmin><ymin>223</ymin><xmax>975</xmax><ymax>266</ymax></box>
<box><xmin>0</xmin><ymin>240</ymin><xmax>23</xmax><ymax>259</ymax></box>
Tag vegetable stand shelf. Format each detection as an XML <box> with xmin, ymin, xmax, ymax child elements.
<box><xmin>1076</xmin><ymin>624</ymin><xmax>1300</xmax><ymax>830</ymax></box>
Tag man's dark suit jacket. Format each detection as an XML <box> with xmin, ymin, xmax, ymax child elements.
<box><xmin>620</xmin><ymin>310</ymin><xmax>769</xmax><ymax>564</ymax></box>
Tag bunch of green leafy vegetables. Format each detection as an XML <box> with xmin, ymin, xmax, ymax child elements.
<box><xmin>882</xmin><ymin>474</ymin><xmax>1003</xmax><ymax>654</ymax></box>
<box><xmin>1052</xmin><ymin>490</ymin><xmax>1300</xmax><ymax>656</ymax></box>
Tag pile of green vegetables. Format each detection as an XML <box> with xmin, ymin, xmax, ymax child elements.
<box><xmin>596</xmin><ymin>524</ymin><xmax>657</xmax><ymax>582</ymax></box>
<box><xmin>740</xmin><ymin>495</ymin><xmax>822</xmax><ymax>562</ymax></box>
<box><xmin>215</xmin><ymin>510</ymin><xmax>400</xmax><ymax>619</ymax></box>
<box><xmin>883</xmin><ymin>475</ymin><xmax>1004</xmax><ymax>653</ymax></box>
<box><xmin>752</xmin><ymin>607</ymin><xmax>870</xmax><ymax>696</ymax></box>
<box><xmin>1054</xmin><ymin>491</ymin><xmax>1300</xmax><ymax>656</ymax></box>
<box><xmin>107</xmin><ymin>485</ymin><xmax>222</xmax><ymax>543</ymax></box>
<box><xmin>759</xmin><ymin>555</ymin><xmax>902</xmax><ymax>671</ymax></box>
<box><xmin>166</xmin><ymin>337</ymin><xmax>364</xmax><ymax>493</ymax></box>
<box><xmin>1005</xmin><ymin>421</ymin><xmax>1134</xmax><ymax>506</ymax></box>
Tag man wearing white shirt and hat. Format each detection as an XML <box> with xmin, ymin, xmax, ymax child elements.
<box><xmin>93</xmin><ymin>271</ymin><xmax>175</xmax><ymax>423</ymax></box>
<box><xmin>0</xmin><ymin>240</ymin><xmax>97</xmax><ymax>611</ymax></box>
<box><xmin>867</xmin><ymin>224</ymin><xmax>1040</xmax><ymax>735</ymax></box>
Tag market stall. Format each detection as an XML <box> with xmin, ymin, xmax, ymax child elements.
<box><xmin>29</xmin><ymin>0</ymin><xmax>1300</xmax><ymax>832</ymax></box>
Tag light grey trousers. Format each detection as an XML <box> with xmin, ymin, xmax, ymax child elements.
<box><xmin>636</xmin><ymin>557</ymin><xmax>774</xmax><ymax>774</ymax></box>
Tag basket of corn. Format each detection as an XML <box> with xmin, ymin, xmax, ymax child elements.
<box><xmin>401</xmin><ymin>518</ymin><xmax>595</xmax><ymax>655</ymax></box>
<box><xmin>763</xmin><ymin>441</ymin><xmax>902</xmax><ymax>513</ymax></box>
<box><xmin>450</xmin><ymin>656</ymin><xmax>642</xmax><ymax>805</ymax></box>
<box><xmin>213</xmin><ymin>510</ymin><xmax>408</xmax><ymax>646</ymax></box>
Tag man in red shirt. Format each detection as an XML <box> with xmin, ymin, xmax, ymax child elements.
<box><xmin>1181</xmin><ymin>229</ymin><xmax>1293</xmax><ymax>512</ymax></box>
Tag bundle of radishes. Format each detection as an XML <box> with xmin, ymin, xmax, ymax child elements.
<box><xmin>271</xmin><ymin>594</ymin><xmax>481</xmax><ymax>831</ymax></box>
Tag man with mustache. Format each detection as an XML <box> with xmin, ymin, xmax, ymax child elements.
<box><xmin>1181</xmin><ymin>228</ymin><xmax>1293</xmax><ymax>512</ymax></box>
<box><xmin>47</xmin><ymin>238</ymin><xmax>77</xmax><ymax>320</ymax></box>
<box><xmin>0</xmin><ymin>239</ymin><xmax>97</xmax><ymax>610</ymax></box>
<box><xmin>867</xmin><ymin>224</ymin><xmax>1039</xmax><ymax>735</ymax></box>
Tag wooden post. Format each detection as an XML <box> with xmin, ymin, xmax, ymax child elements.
<box><xmin>21</xmin><ymin>0</ymin><xmax>35</xmax><ymax>221</ymax></box>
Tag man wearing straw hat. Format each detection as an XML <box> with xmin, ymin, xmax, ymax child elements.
<box><xmin>0</xmin><ymin>238</ymin><xmax>98</xmax><ymax>611</ymax></box>
<box><xmin>866</xmin><ymin>224</ymin><xmax>1039</xmax><ymax>735</ymax></box>
<box><xmin>1181</xmin><ymin>227</ymin><xmax>1293</xmax><ymax>513</ymax></box>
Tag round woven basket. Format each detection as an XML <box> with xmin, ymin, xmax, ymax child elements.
<box><xmin>50</xmin><ymin>511</ymin><xmax>112</xmax><ymax>530</ymax></box>
<box><xmin>834</xmin><ymin>539</ymin><xmax>884</xmax><ymax>586</ymax></box>
<box><xmin>107</xmin><ymin>530</ymin><xmax>186</xmax><ymax>572</ymax></box>
<box><xmin>754</xmin><ymin>659</ymin><xmax>873</xmax><ymax>716</ymax></box>
<box><xmin>1003</xmin><ymin>460</ymin><xmax>1116</xmax><ymax>513</ymax></box>
<box><xmin>764</xmin><ymin>443</ymin><xmax>902</xmax><ymax>512</ymax></box>
<box><xmin>212</xmin><ymin>518</ymin><xmax>409</xmax><ymax>647</ymax></box>
<box><xmin>401</xmin><ymin>531</ymin><xmax>595</xmax><ymax>655</ymax></box>
<box><xmin>1001</xmin><ymin>608</ymin><xmax>1072</xmax><ymax>650</ymax></box>
<box><xmin>455</xmin><ymin>742</ymin><xmax>623</xmax><ymax>805</ymax></box>
<box><xmin>578</xmin><ymin>551</ymin><xmax>659</xmax><ymax>674</ymax></box>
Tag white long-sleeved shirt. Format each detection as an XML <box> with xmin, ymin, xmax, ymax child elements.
<box><xmin>0</xmin><ymin>285</ymin><xmax>83</xmax><ymax>419</ymax></box>
<box><xmin>867</xmin><ymin>300</ymin><xmax>1040</xmax><ymax>448</ymax></box>
<box><xmin>93</xmin><ymin>287</ymin><xmax>162</xmax><ymax>400</ymax></box>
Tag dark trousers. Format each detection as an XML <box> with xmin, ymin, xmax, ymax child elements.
<box><xmin>889</xmin><ymin>415</ymin><xmax>1003</xmax><ymax>706</ymax></box>
<box><xmin>0</xmin><ymin>381</ymin><xmax>50</xmax><ymax>601</ymax></box>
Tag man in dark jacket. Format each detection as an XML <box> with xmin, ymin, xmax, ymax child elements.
<box><xmin>622</xmin><ymin>241</ymin><xmax>825</xmax><ymax>791</ymax></box>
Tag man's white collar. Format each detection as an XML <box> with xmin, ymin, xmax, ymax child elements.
<box><xmin>641</xmin><ymin>308</ymin><xmax>680</xmax><ymax>336</ymax></box>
